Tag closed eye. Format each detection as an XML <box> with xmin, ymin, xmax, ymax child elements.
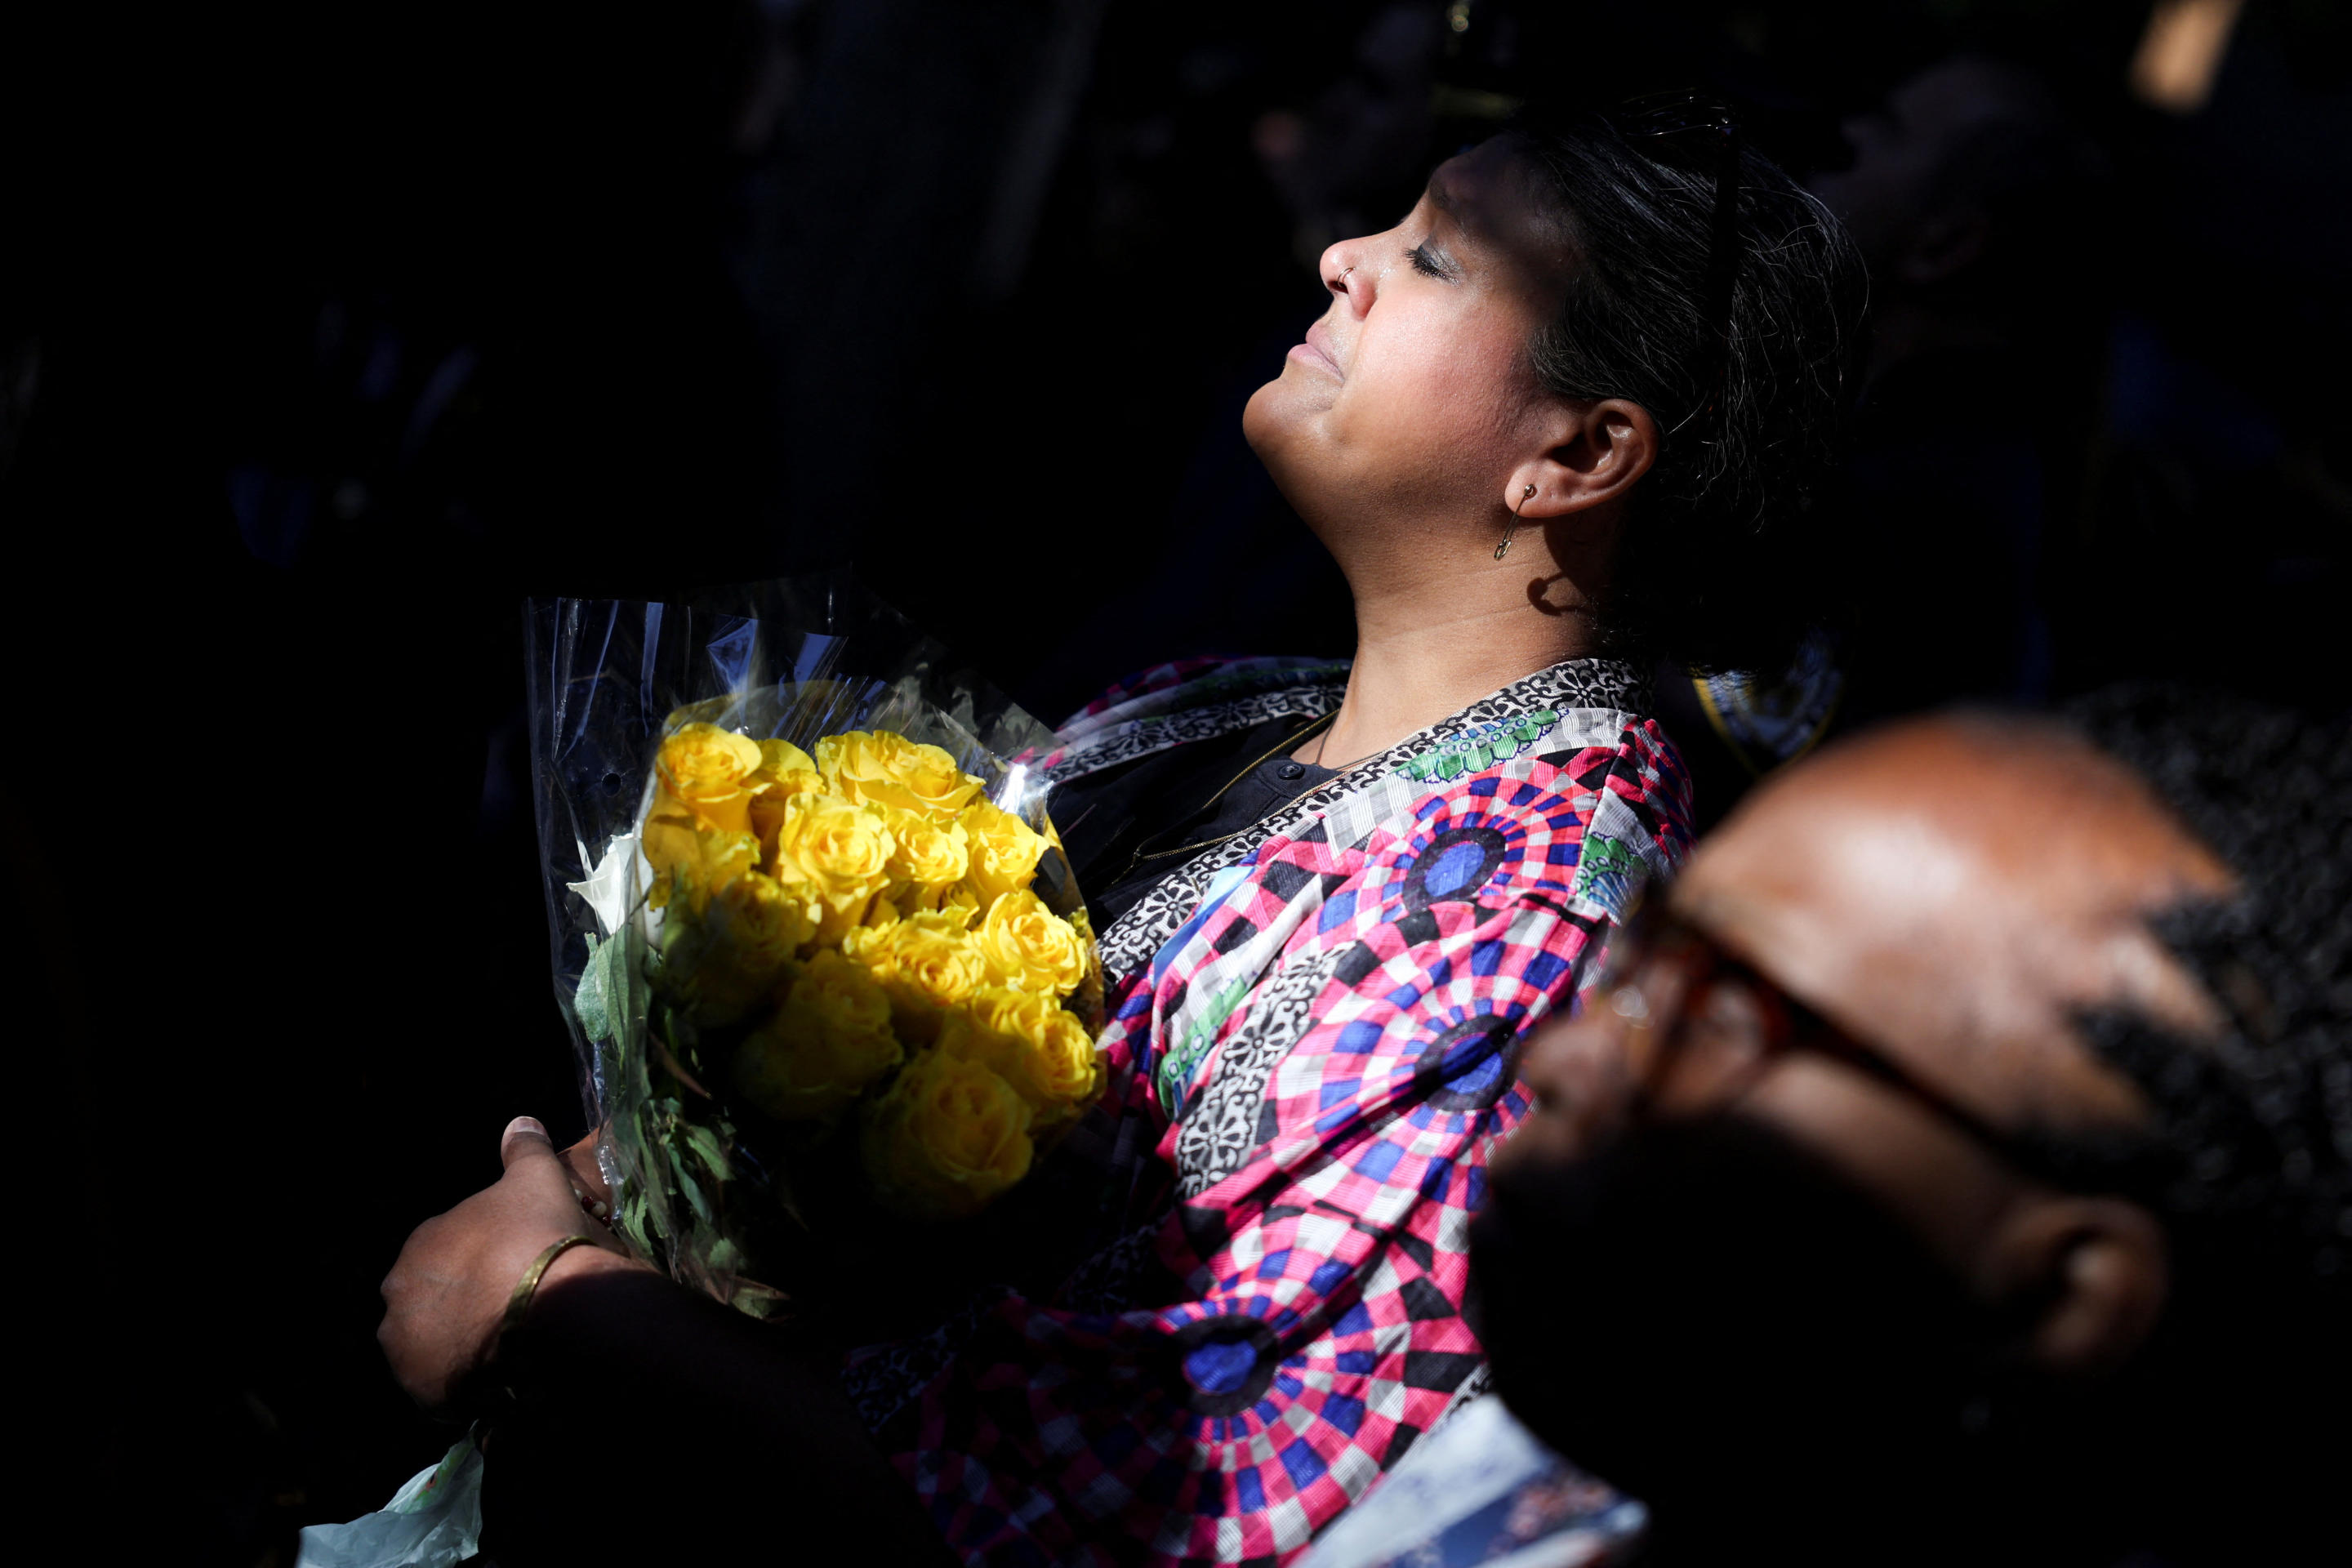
<box><xmin>1407</xmin><ymin>242</ymin><xmax>1457</xmax><ymax>281</ymax></box>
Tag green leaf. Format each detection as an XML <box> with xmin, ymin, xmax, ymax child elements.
<box><xmin>617</xmin><ymin>1185</ymin><xmax>654</xmax><ymax>1254</ymax></box>
<box><xmin>604</xmin><ymin>928</ymin><xmax>639</xmax><ymax>1031</ymax></box>
<box><xmin>679</xmin><ymin>1123</ymin><xmax>732</xmax><ymax>1185</ymax></box>
<box><xmin>574</xmin><ymin>934</ymin><xmax>612</xmax><ymax>1042</ymax></box>
<box><xmin>672</xmin><ymin>1152</ymin><xmax>714</xmax><ymax>1225</ymax></box>
<box><xmin>728</xmin><ymin>1280</ymin><xmax>791</xmax><ymax>1320</ymax></box>
<box><xmin>575</xmin><ymin>929</ymin><xmax>639</xmax><ymax>1045</ymax></box>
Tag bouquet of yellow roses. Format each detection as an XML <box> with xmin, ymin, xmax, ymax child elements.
<box><xmin>528</xmin><ymin>577</ymin><xmax>1099</xmax><ymax>1315</ymax></box>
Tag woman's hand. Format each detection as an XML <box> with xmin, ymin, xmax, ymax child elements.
<box><xmin>558</xmin><ymin>1129</ymin><xmax>612</xmax><ymax>1219</ymax></box>
<box><xmin>377</xmin><ymin>1116</ymin><xmax>642</xmax><ymax>1413</ymax></box>
<box><xmin>385</xmin><ymin>1121</ymin><xmax>955</xmax><ymax>1566</ymax></box>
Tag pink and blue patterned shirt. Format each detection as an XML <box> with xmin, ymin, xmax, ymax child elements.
<box><xmin>853</xmin><ymin>656</ymin><xmax>1692</xmax><ymax>1566</ymax></box>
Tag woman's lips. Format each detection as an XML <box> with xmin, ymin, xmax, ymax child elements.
<box><xmin>1289</xmin><ymin>322</ymin><xmax>1343</xmax><ymax>380</ymax></box>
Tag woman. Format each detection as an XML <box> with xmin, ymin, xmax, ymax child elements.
<box><xmin>379</xmin><ymin>109</ymin><xmax>1864</xmax><ymax>1565</ymax></box>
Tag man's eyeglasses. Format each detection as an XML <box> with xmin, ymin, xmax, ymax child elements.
<box><xmin>1610</xmin><ymin>91</ymin><xmax>1743</xmax><ymax>432</ymax></box>
<box><xmin>1592</xmin><ymin>902</ymin><xmax>2075</xmax><ymax>1187</ymax></box>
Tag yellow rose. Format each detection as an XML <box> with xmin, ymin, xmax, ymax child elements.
<box><xmin>948</xmin><ymin>987</ymin><xmax>1102</xmax><ymax>1121</ymax></box>
<box><xmin>1029</xmin><ymin>1005</ymin><xmax>1102</xmax><ymax>1111</ymax></box>
<box><xmin>936</xmin><ymin>881</ymin><xmax>982</xmax><ymax>926</ymax></box>
<box><xmin>754</xmin><ymin>737</ymin><xmax>817</xmax><ymax>779</ymax></box>
<box><xmin>657</xmin><ymin>723</ymin><xmax>766</xmax><ymax>835</ymax></box>
<box><xmin>767</xmin><ymin>791</ymin><xmax>896</xmax><ymax>944</ymax></box>
<box><xmin>1064</xmin><ymin>902</ymin><xmax>1105</xmax><ymax>1019</ymax></box>
<box><xmin>957</xmin><ymin>796</ymin><xmax>1047</xmax><ymax>909</ymax></box>
<box><xmin>817</xmin><ymin>730</ymin><xmax>983</xmax><ymax>819</ymax></box>
<box><xmin>973</xmin><ymin>888</ymin><xmax>1085</xmax><ymax>998</ymax></box>
<box><xmin>842</xmin><ymin>906</ymin><xmax>987</xmax><ymax>1043</ymax></box>
<box><xmin>657</xmin><ymin>868</ymin><xmax>813</xmax><ymax>1025</ymax></box>
<box><xmin>733</xmin><ymin>950</ymin><xmax>903</xmax><ymax>1121</ymax></box>
<box><xmin>857</xmin><ymin>892</ymin><xmax>913</xmax><ymax>931</ymax></box>
<box><xmin>641</xmin><ymin>810</ymin><xmax>760</xmax><ymax>911</ymax></box>
<box><xmin>860</xmin><ymin>1045</ymin><xmax>1034</xmax><ymax>1220</ymax></box>
<box><xmin>747</xmin><ymin>745</ymin><xmax>826</xmax><ymax>858</ymax></box>
<box><xmin>880</xmin><ymin>806</ymin><xmax>971</xmax><ymax>911</ymax></box>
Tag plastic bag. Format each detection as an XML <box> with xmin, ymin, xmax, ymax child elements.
<box><xmin>293</xmin><ymin>1435</ymin><xmax>483</xmax><ymax>1568</ymax></box>
<box><xmin>525</xmin><ymin>573</ymin><xmax>1094</xmax><ymax>1315</ymax></box>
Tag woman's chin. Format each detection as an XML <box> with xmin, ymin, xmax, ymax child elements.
<box><xmin>1242</xmin><ymin>384</ymin><xmax>1379</xmax><ymax>555</ymax></box>
<box><xmin>1240</xmin><ymin>376</ymin><xmax>1290</xmax><ymax>457</ymax></box>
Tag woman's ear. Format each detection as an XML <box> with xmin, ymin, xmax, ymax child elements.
<box><xmin>1986</xmin><ymin>1195</ymin><xmax>2171</xmax><ymax>1379</ymax></box>
<box><xmin>1508</xmin><ymin>397</ymin><xmax>1659</xmax><ymax>519</ymax></box>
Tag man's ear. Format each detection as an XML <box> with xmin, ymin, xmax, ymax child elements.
<box><xmin>1508</xmin><ymin>398</ymin><xmax>1658</xmax><ymax>520</ymax></box>
<box><xmin>1985</xmin><ymin>1196</ymin><xmax>2170</xmax><ymax>1379</ymax></box>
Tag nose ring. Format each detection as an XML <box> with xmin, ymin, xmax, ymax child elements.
<box><xmin>1338</xmin><ymin>265</ymin><xmax>1356</xmax><ymax>288</ymax></box>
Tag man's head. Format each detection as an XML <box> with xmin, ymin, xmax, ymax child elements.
<box><xmin>1472</xmin><ymin>691</ymin><xmax>2350</xmax><ymax>1561</ymax></box>
<box><xmin>1244</xmin><ymin>114</ymin><xmax>1864</xmax><ymax>671</ymax></box>
<box><xmin>1810</xmin><ymin>55</ymin><xmax>2106</xmax><ymax>331</ymax></box>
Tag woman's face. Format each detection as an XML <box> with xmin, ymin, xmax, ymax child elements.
<box><xmin>1244</xmin><ymin>136</ymin><xmax>1573</xmax><ymax>538</ymax></box>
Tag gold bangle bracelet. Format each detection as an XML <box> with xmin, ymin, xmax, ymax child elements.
<box><xmin>500</xmin><ymin>1234</ymin><xmax>597</xmax><ymax>1342</ymax></box>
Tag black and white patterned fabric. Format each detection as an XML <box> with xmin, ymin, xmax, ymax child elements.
<box><xmin>1172</xmin><ymin>943</ymin><xmax>1347</xmax><ymax>1199</ymax></box>
<box><xmin>1089</xmin><ymin>658</ymin><xmax>1650</xmax><ymax>980</ymax></box>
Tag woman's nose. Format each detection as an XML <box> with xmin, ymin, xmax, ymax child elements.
<box><xmin>1318</xmin><ymin>242</ymin><xmax>1365</xmax><ymax>310</ymax></box>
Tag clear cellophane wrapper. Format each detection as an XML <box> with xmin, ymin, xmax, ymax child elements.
<box><xmin>525</xmin><ymin>574</ymin><xmax>1096</xmax><ymax>1322</ymax></box>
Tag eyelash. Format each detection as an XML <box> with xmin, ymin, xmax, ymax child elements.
<box><xmin>1407</xmin><ymin>243</ymin><xmax>1450</xmax><ymax>280</ymax></box>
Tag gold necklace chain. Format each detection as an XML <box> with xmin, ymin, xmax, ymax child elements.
<box><xmin>1116</xmin><ymin>710</ymin><xmax>1340</xmax><ymax>878</ymax></box>
<box><xmin>1308</xmin><ymin>719</ymin><xmax>1336</xmax><ymax>768</ymax></box>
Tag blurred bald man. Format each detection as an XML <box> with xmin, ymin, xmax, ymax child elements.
<box><xmin>1472</xmin><ymin>688</ymin><xmax>2348</xmax><ymax>1566</ymax></box>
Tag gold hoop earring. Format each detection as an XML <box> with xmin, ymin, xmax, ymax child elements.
<box><xmin>1495</xmin><ymin>484</ymin><xmax>1535</xmax><ymax>560</ymax></box>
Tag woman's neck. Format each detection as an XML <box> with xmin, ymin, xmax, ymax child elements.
<box><xmin>1301</xmin><ymin>524</ymin><xmax>1610</xmax><ymax>769</ymax></box>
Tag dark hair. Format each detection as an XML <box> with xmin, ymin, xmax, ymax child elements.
<box><xmin>2061</xmin><ymin>685</ymin><xmax>2352</xmax><ymax>1329</ymax></box>
<box><xmin>1514</xmin><ymin>115</ymin><xmax>1869</xmax><ymax>673</ymax></box>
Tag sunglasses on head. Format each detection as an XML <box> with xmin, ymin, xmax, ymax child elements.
<box><xmin>1609</xmin><ymin>90</ymin><xmax>1744</xmax><ymax>432</ymax></box>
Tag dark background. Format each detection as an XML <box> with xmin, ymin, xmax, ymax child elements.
<box><xmin>3</xmin><ymin>2</ymin><xmax>2345</xmax><ymax>1560</ymax></box>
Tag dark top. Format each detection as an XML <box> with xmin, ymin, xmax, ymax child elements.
<box><xmin>1049</xmin><ymin>714</ymin><xmax>1339</xmax><ymax>930</ymax></box>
